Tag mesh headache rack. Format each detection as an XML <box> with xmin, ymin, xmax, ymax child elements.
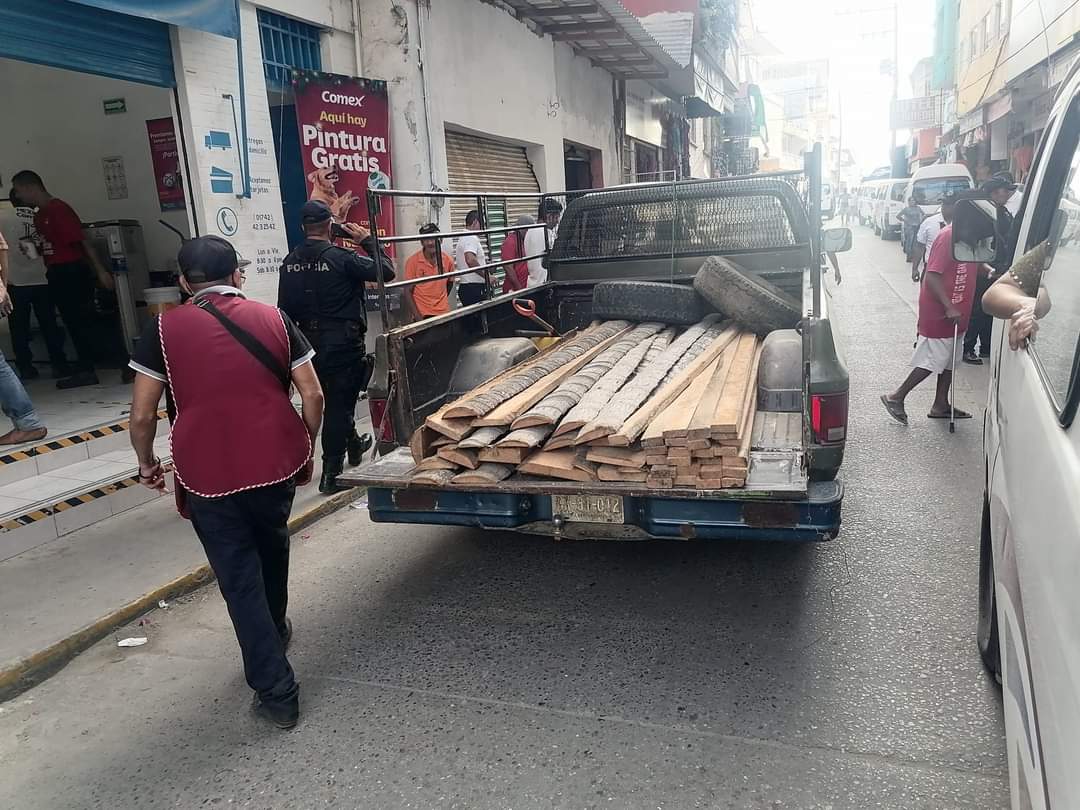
<box><xmin>549</xmin><ymin>172</ymin><xmax>813</xmax><ymax>264</ymax></box>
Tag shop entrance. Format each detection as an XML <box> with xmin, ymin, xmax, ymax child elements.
<box><xmin>0</xmin><ymin>56</ymin><xmax>192</xmax><ymax>443</ymax></box>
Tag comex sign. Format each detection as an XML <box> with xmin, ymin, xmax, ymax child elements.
<box><xmin>890</xmin><ymin>96</ymin><xmax>943</xmax><ymax>130</ymax></box>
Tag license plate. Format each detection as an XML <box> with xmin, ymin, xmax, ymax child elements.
<box><xmin>552</xmin><ymin>494</ymin><xmax>625</xmax><ymax>524</ymax></box>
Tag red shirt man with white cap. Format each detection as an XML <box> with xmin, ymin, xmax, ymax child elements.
<box><xmin>128</xmin><ymin>236</ymin><xmax>324</xmax><ymax>730</ymax></box>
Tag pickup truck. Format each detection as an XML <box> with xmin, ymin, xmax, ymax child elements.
<box><xmin>342</xmin><ymin>156</ymin><xmax>850</xmax><ymax>541</ymax></box>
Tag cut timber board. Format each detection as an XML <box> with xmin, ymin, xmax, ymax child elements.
<box><xmin>608</xmin><ymin>326</ymin><xmax>739</xmax><ymax>446</ymax></box>
<box><xmin>686</xmin><ymin>338</ymin><xmax>742</xmax><ymax>441</ymax></box>
<box><xmin>445</xmin><ymin>322</ymin><xmax>626</xmax><ymax>419</ymax></box>
<box><xmin>710</xmin><ymin>333</ymin><xmax>759</xmax><ymax>435</ymax></box>
<box><xmin>477</xmin><ymin>446</ymin><xmax>530</xmax><ymax>464</ymax></box>
<box><xmin>472</xmin><ymin>326</ymin><xmax>633</xmax><ymax>428</ymax></box>
<box><xmin>452</xmin><ymin>464</ymin><xmax>513</xmax><ymax>484</ymax></box>
<box><xmin>519</xmin><ymin>449</ymin><xmax>594</xmax><ymax>482</ymax></box>
<box><xmin>436</xmin><ymin>445</ymin><xmax>479</xmax><ymax>469</ymax></box>
<box><xmin>584</xmin><ymin>446</ymin><xmax>646</xmax><ymax>470</ymax></box>
<box><xmin>642</xmin><ymin>353</ymin><xmax>723</xmax><ymax>446</ymax></box>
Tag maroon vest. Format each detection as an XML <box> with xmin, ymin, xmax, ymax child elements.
<box><xmin>159</xmin><ymin>293</ymin><xmax>310</xmax><ymax>497</ymax></box>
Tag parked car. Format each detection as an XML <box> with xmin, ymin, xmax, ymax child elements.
<box><xmin>953</xmin><ymin>65</ymin><xmax>1080</xmax><ymax>810</ymax></box>
<box><xmin>910</xmin><ymin>162</ymin><xmax>973</xmax><ymax>217</ymax></box>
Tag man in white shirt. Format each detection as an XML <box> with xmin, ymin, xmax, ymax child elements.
<box><xmin>522</xmin><ymin>199</ymin><xmax>563</xmax><ymax>287</ymax></box>
<box><xmin>0</xmin><ymin>195</ymin><xmax>69</xmax><ymax>379</ymax></box>
<box><xmin>454</xmin><ymin>210</ymin><xmax>487</xmax><ymax>307</ymax></box>
<box><xmin>911</xmin><ymin>191</ymin><xmax>957</xmax><ymax>282</ymax></box>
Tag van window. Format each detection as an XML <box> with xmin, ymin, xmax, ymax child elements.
<box><xmin>912</xmin><ymin>177</ymin><xmax>971</xmax><ymax>205</ymax></box>
<box><xmin>890</xmin><ymin>182</ymin><xmax>908</xmax><ymax>202</ymax></box>
<box><xmin>1022</xmin><ymin>98</ymin><xmax>1080</xmax><ymax>409</ymax></box>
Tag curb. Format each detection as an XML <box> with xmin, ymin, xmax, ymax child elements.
<box><xmin>0</xmin><ymin>486</ymin><xmax>362</xmax><ymax>704</ymax></box>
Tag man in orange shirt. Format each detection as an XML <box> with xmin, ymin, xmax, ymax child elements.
<box><xmin>404</xmin><ymin>223</ymin><xmax>454</xmax><ymax>319</ymax></box>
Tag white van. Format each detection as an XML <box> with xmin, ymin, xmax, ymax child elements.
<box><xmin>972</xmin><ymin>65</ymin><xmax>1080</xmax><ymax>810</ymax></box>
<box><xmin>857</xmin><ymin>180</ymin><xmax>882</xmax><ymax>226</ymax></box>
<box><xmin>821</xmin><ymin>181</ymin><xmax>834</xmax><ymax>219</ymax></box>
<box><xmin>909</xmin><ymin>162</ymin><xmax>973</xmax><ymax>217</ymax></box>
<box><xmin>874</xmin><ymin>178</ymin><xmax>909</xmax><ymax>240</ymax></box>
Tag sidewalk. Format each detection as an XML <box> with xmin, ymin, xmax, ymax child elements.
<box><xmin>0</xmin><ymin>453</ymin><xmax>367</xmax><ymax>701</ymax></box>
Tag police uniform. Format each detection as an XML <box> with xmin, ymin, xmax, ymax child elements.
<box><xmin>277</xmin><ymin>200</ymin><xmax>394</xmax><ymax>492</ymax></box>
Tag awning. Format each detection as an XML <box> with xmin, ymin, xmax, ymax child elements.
<box><xmin>501</xmin><ymin>0</ymin><xmax>691</xmax><ymax>99</ymax></box>
<box><xmin>67</xmin><ymin>0</ymin><xmax>239</xmax><ymax>38</ymax></box>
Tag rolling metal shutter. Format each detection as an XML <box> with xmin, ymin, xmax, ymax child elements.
<box><xmin>445</xmin><ymin>132</ymin><xmax>541</xmax><ymax>264</ymax></box>
<box><xmin>0</xmin><ymin>0</ymin><xmax>175</xmax><ymax>87</ymax></box>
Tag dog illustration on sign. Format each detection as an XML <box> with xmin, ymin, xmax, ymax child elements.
<box><xmin>307</xmin><ymin>168</ymin><xmax>358</xmax><ymax>221</ymax></box>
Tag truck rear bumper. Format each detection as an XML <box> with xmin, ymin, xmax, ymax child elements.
<box><xmin>365</xmin><ymin>481</ymin><xmax>843</xmax><ymax>542</ymax></box>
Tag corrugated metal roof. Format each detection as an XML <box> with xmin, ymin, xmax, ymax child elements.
<box><xmin>636</xmin><ymin>11</ymin><xmax>694</xmax><ymax>69</ymax></box>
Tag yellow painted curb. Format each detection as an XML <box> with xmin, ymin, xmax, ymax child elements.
<box><xmin>0</xmin><ymin>486</ymin><xmax>363</xmax><ymax>703</ymax></box>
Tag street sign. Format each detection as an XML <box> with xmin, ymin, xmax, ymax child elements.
<box><xmin>890</xmin><ymin>96</ymin><xmax>942</xmax><ymax>130</ymax></box>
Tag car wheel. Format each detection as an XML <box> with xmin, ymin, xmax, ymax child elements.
<box><xmin>592</xmin><ymin>280</ymin><xmax>705</xmax><ymax>326</ymax></box>
<box><xmin>694</xmin><ymin>256</ymin><xmax>801</xmax><ymax>335</ymax></box>
<box><xmin>977</xmin><ymin>492</ymin><xmax>1002</xmax><ymax>683</ymax></box>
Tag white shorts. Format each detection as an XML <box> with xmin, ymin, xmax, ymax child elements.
<box><xmin>911</xmin><ymin>334</ymin><xmax>965</xmax><ymax>373</ymax></box>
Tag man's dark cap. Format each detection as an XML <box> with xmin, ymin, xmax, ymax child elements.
<box><xmin>300</xmin><ymin>199</ymin><xmax>333</xmax><ymax>224</ymax></box>
<box><xmin>177</xmin><ymin>236</ymin><xmax>239</xmax><ymax>283</ymax></box>
<box><xmin>981</xmin><ymin>176</ymin><xmax>1017</xmax><ymax>193</ymax></box>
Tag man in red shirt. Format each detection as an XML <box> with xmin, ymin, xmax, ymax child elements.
<box><xmin>11</xmin><ymin>171</ymin><xmax>114</xmax><ymax>389</ymax></box>
<box><xmin>881</xmin><ymin>223</ymin><xmax>977</xmax><ymax>423</ymax></box>
<box><xmin>500</xmin><ymin>215</ymin><xmax>534</xmax><ymax>293</ymax></box>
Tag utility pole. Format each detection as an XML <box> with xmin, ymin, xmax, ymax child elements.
<box><xmin>837</xmin><ymin>94</ymin><xmax>843</xmax><ymax>190</ymax></box>
<box><xmin>891</xmin><ymin>0</ymin><xmax>899</xmax><ymax>159</ymax></box>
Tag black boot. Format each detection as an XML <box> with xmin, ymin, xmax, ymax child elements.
<box><xmin>319</xmin><ymin>455</ymin><xmax>347</xmax><ymax>495</ymax></box>
<box><xmin>347</xmin><ymin>431</ymin><xmax>373</xmax><ymax>466</ymax></box>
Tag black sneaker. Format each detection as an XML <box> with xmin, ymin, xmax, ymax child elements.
<box><xmin>16</xmin><ymin>364</ymin><xmax>39</xmax><ymax>381</ymax></box>
<box><xmin>252</xmin><ymin>696</ymin><xmax>299</xmax><ymax>730</ymax></box>
<box><xmin>347</xmin><ymin>431</ymin><xmax>373</xmax><ymax>466</ymax></box>
<box><xmin>56</xmin><ymin>371</ymin><xmax>100</xmax><ymax>390</ymax></box>
<box><xmin>962</xmin><ymin>351</ymin><xmax>983</xmax><ymax>365</ymax></box>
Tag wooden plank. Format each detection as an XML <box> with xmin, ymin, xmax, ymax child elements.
<box><xmin>424</xmin><ymin>413</ymin><xmax>475</xmax><ymax>442</ymax></box>
<box><xmin>477</xmin><ymin>446</ymin><xmax>530</xmax><ymax>464</ymax></box>
<box><xmin>473</xmin><ymin>327</ymin><xmax>632</xmax><ymax>428</ymax></box>
<box><xmin>413</xmin><ymin>455</ymin><xmax>458</xmax><ymax>473</ymax></box>
<box><xmin>734</xmin><ymin>342</ymin><xmax>765</xmax><ymax>464</ymax></box>
<box><xmin>645</xmin><ymin>453</ymin><xmax>669</xmax><ymax>465</ymax></box>
<box><xmin>575</xmin><ymin>316</ymin><xmax>723</xmax><ymax>444</ymax></box>
<box><xmin>666</xmin><ymin>446</ymin><xmax>692</xmax><ymax>460</ymax></box>
<box><xmin>518</xmin><ymin>449</ymin><xmax>595</xmax><ymax>482</ymax></box>
<box><xmin>410</xmin><ymin>468</ymin><xmax>456</xmax><ymax>486</ymax></box>
<box><xmin>410</xmin><ymin>425</ymin><xmax>437</xmax><ymax>464</ymax></box>
<box><xmin>608</xmin><ymin>327</ymin><xmax>739</xmax><ymax>447</ymax></box>
<box><xmin>513</xmin><ymin>322</ymin><xmax>663</xmax><ymax>429</ymax></box>
<box><xmin>585</xmin><ymin>446</ymin><xmax>646</xmax><ymax>469</ymax></box>
<box><xmin>572</xmin><ymin>448</ymin><xmax>599</xmax><ymax>477</ymax></box>
<box><xmin>457</xmin><ymin>426</ymin><xmax>508</xmax><ymax>450</ymax></box>
<box><xmin>686</xmin><ymin>338</ymin><xmax>741</xmax><ymax>440</ymax></box>
<box><xmin>497</xmin><ymin>424</ymin><xmax>554</xmax><ymax>448</ymax></box>
<box><xmin>556</xmin><ymin>328</ymin><xmax>673</xmax><ymax>436</ymax></box>
<box><xmin>445</xmin><ymin>322</ymin><xmax>625</xmax><ymax>418</ymax></box>
<box><xmin>452</xmin><ymin>464</ymin><xmax>514</xmax><ymax>484</ymax></box>
<box><xmin>699</xmin><ymin>464</ymin><xmax>725</xmax><ymax>477</ymax></box>
<box><xmin>436</xmin><ymin>446</ymin><xmax>479</xmax><ymax>469</ymax></box>
<box><xmin>641</xmin><ymin>352</ymin><xmax>724</xmax><ymax>447</ymax></box>
<box><xmin>710</xmin><ymin>333</ymin><xmax>759</xmax><ymax>434</ymax></box>
<box><xmin>646</xmin><ymin>474</ymin><xmax>674</xmax><ymax>489</ymax></box>
<box><xmin>543</xmin><ymin>431</ymin><xmax>579</xmax><ymax>451</ymax></box>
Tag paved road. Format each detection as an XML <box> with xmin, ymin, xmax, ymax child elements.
<box><xmin>0</xmin><ymin>227</ymin><xmax>1007</xmax><ymax>809</ymax></box>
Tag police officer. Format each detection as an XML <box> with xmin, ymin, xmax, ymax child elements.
<box><xmin>278</xmin><ymin>201</ymin><xmax>394</xmax><ymax>493</ymax></box>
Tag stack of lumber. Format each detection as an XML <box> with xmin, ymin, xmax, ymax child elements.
<box><xmin>408</xmin><ymin>316</ymin><xmax>762</xmax><ymax>490</ymax></box>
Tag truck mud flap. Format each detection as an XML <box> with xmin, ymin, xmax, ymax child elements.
<box><xmin>365</xmin><ymin>481</ymin><xmax>843</xmax><ymax>542</ymax></box>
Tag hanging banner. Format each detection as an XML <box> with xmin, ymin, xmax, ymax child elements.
<box><xmin>293</xmin><ymin>69</ymin><xmax>395</xmax><ymax>254</ymax></box>
<box><xmin>145</xmin><ymin>118</ymin><xmax>186</xmax><ymax>212</ymax></box>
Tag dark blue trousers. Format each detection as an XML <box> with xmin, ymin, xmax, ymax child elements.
<box><xmin>188</xmin><ymin>479</ymin><xmax>298</xmax><ymax>706</ymax></box>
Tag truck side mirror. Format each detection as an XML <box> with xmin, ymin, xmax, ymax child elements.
<box><xmin>952</xmin><ymin>198</ymin><xmax>998</xmax><ymax>263</ymax></box>
<box><xmin>822</xmin><ymin>227</ymin><xmax>852</xmax><ymax>253</ymax></box>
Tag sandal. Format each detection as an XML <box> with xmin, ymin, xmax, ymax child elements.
<box><xmin>881</xmin><ymin>395</ymin><xmax>908</xmax><ymax>424</ymax></box>
<box><xmin>928</xmin><ymin>407</ymin><xmax>972</xmax><ymax>419</ymax></box>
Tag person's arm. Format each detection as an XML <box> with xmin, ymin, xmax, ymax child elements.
<box><xmin>130</xmin><ymin>373</ymin><xmax>167</xmax><ymax>491</ymax></box>
<box><xmin>923</xmin><ymin>271</ymin><xmax>961</xmax><ymax>320</ymax></box>
<box><xmin>0</xmin><ymin>236</ymin><xmax>11</xmax><ymax>316</ymax></box>
<box><xmin>290</xmin><ymin>360</ymin><xmax>323</xmax><ymax>485</ymax></box>
<box><xmin>342</xmin><ymin>223</ymin><xmax>395</xmax><ymax>281</ymax></box>
<box><xmin>983</xmin><ymin>271</ymin><xmax>1052</xmax><ymax>349</ymax></box>
<box><xmin>444</xmin><ymin>255</ymin><xmax>455</xmax><ymax>294</ymax></box>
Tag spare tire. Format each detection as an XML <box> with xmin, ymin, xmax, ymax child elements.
<box><xmin>694</xmin><ymin>256</ymin><xmax>801</xmax><ymax>335</ymax></box>
<box><xmin>592</xmin><ymin>280</ymin><xmax>705</xmax><ymax>326</ymax></box>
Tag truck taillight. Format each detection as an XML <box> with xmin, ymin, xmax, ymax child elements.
<box><xmin>811</xmin><ymin>391</ymin><xmax>848</xmax><ymax>444</ymax></box>
<box><xmin>368</xmin><ymin>398</ymin><xmax>395</xmax><ymax>443</ymax></box>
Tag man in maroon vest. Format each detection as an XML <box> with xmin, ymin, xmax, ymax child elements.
<box><xmin>127</xmin><ymin>236</ymin><xmax>324</xmax><ymax>730</ymax></box>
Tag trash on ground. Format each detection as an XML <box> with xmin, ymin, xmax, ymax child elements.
<box><xmin>117</xmin><ymin>637</ymin><xmax>148</xmax><ymax>648</ymax></box>
<box><xmin>350</xmin><ymin>496</ymin><xmax>368</xmax><ymax>509</ymax></box>
<box><xmin>157</xmin><ymin>599</ymin><xmax>169</xmax><ymax>609</ymax></box>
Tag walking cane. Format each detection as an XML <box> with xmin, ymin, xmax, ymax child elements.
<box><xmin>949</xmin><ymin>320</ymin><xmax>958</xmax><ymax>434</ymax></box>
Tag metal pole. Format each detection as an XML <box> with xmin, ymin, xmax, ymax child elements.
<box><xmin>367</xmin><ymin>189</ymin><xmax>390</xmax><ymax>328</ymax></box>
<box><xmin>808</xmin><ymin>143</ymin><xmax>822</xmax><ymax>318</ymax></box>
<box><xmin>891</xmin><ymin>0</ymin><xmax>899</xmax><ymax>156</ymax></box>
<box><xmin>477</xmin><ymin>195</ymin><xmax>493</xmax><ymax>299</ymax></box>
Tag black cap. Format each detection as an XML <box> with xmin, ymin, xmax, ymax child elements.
<box><xmin>177</xmin><ymin>236</ymin><xmax>239</xmax><ymax>283</ymax></box>
<box><xmin>300</xmin><ymin>199</ymin><xmax>333</xmax><ymax>224</ymax></box>
<box><xmin>981</xmin><ymin>176</ymin><xmax>1017</xmax><ymax>194</ymax></box>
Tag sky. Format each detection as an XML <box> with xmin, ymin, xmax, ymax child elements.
<box><xmin>750</xmin><ymin>0</ymin><xmax>937</xmax><ymax>175</ymax></box>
